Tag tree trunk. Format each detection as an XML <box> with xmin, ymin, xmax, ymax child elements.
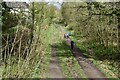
<box><xmin>30</xmin><ymin>2</ymin><xmax>34</xmax><ymax>44</ymax></box>
<box><xmin>117</xmin><ymin>16</ymin><xmax>120</xmax><ymax>50</ymax></box>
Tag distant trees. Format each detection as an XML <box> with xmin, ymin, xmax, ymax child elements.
<box><xmin>61</xmin><ymin>2</ymin><xmax>120</xmax><ymax>50</ymax></box>
<box><xmin>61</xmin><ymin>2</ymin><xmax>120</xmax><ymax>77</ymax></box>
<box><xmin>1</xmin><ymin>2</ymin><xmax>60</xmax><ymax>77</ymax></box>
<box><xmin>2</xmin><ymin>2</ymin><xmax>19</xmax><ymax>32</ymax></box>
<box><xmin>1</xmin><ymin>2</ymin><xmax>59</xmax><ymax>60</ymax></box>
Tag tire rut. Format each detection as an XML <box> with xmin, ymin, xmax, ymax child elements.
<box><xmin>60</xmin><ymin>26</ymin><xmax>108</xmax><ymax>80</ymax></box>
<box><xmin>49</xmin><ymin>32</ymin><xmax>63</xmax><ymax>78</ymax></box>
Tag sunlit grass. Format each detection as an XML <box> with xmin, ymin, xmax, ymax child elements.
<box><xmin>70</xmin><ymin>32</ymin><xmax>119</xmax><ymax>79</ymax></box>
<box><xmin>56</xmin><ymin>26</ymin><xmax>87</xmax><ymax>78</ymax></box>
<box><xmin>1</xmin><ymin>24</ymin><xmax>55</xmax><ymax>78</ymax></box>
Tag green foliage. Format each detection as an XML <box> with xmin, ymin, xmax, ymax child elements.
<box><xmin>61</xmin><ymin>2</ymin><xmax>120</xmax><ymax>50</ymax></box>
<box><xmin>2</xmin><ymin>13</ymin><xmax>19</xmax><ymax>32</ymax></box>
<box><xmin>61</xmin><ymin>2</ymin><xmax>120</xmax><ymax>78</ymax></box>
<box><xmin>1</xmin><ymin>2</ymin><xmax>62</xmax><ymax>78</ymax></box>
<box><xmin>2</xmin><ymin>2</ymin><xmax>19</xmax><ymax>32</ymax></box>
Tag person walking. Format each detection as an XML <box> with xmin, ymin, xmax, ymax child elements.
<box><xmin>66</xmin><ymin>33</ymin><xmax>69</xmax><ymax>38</ymax></box>
<box><xmin>71</xmin><ymin>40</ymin><xmax>74</xmax><ymax>50</ymax></box>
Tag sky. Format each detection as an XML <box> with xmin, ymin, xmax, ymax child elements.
<box><xmin>3</xmin><ymin>0</ymin><xmax>62</xmax><ymax>9</ymax></box>
<box><xmin>3</xmin><ymin>0</ymin><xmax>63</xmax><ymax>3</ymax></box>
<box><xmin>54</xmin><ymin>3</ymin><xmax>61</xmax><ymax>9</ymax></box>
<box><xmin>2</xmin><ymin>0</ymin><xmax>120</xmax><ymax>9</ymax></box>
<box><xmin>3</xmin><ymin>0</ymin><xmax>120</xmax><ymax>2</ymax></box>
<box><xmin>3</xmin><ymin>0</ymin><xmax>120</xmax><ymax>9</ymax></box>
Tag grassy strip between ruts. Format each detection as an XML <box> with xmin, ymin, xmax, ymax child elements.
<box><xmin>64</xmin><ymin>27</ymin><xmax>119</xmax><ymax>80</ymax></box>
<box><xmin>56</xmin><ymin>26</ymin><xmax>87</xmax><ymax>78</ymax></box>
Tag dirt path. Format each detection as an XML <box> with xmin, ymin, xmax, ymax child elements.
<box><xmin>49</xmin><ymin>32</ymin><xmax>63</xmax><ymax>78</ymax></box>
<box><xmin>60</xmin><ymin>27</ymin><xmax>108</xmax><ymax>80</ymax></box>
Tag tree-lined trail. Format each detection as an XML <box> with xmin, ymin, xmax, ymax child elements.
<box><xmin>1</xmin><ymin>2</ymin><xmax>119</xmax><ymax>79</ymax></box>
<box><xmin>48</xmin><ymin>26</ymin><xmax>108</xmax><ymax>79</ymax></box>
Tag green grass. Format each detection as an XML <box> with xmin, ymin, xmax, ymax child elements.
<box><xmin>1</xmin><ymin>24</ymin><xmax>55</xmax><ymax>78</ymax></box>
<box><xmin>68</xmin><ymin>34</ymin><xmax>119</xmax><ymax>79</ymax></box>
<box><xmin>39</xmin><ymin>24</ymin><xmax>55</xmax><ymax>78</ymax></box>
<box><xmin>56</xmin><ymin>26</ymin><xmax>87</xmax><ymax>78</ymax></box>
<box><xmin>0</xmin><ymin>64</ymin><xmax>4</xmax><ymax>79</ymax></box>
<box><xmin>64</xmin><ymin>26</ymin><xmax>119</xmax><ymax>79</ymax></box>
<box><xmin>70</xmin><ymin>36</ymin><xmax>119</xmax><ymax>79</ymax></box>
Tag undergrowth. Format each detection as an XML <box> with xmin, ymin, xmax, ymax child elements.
<box><xmin>1</xmin><ymin>24</ymin><xmax>55</xmax><ymax>78</ymax></box>
<box><xmin>64</xmin><ymin>26</ymin><xmax>120</xmax><ymax>79</ymax></box>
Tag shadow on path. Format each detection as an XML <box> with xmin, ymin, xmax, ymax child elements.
<box><xmin>60</xmin><ymin>26</ymin><xmax>108</xmax><ymax>80</ymax></box>
<box><xmin>49</xmin><ymin>32</ymin><xmax>63</xmax><ymax>78</ymax></box>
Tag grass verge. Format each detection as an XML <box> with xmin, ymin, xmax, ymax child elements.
<box><xmin>64</xmin><ymin>26</ymin><xmax>119</xmax><ymax>79</ymax></box>
<box><xmin>1</xmin><ymin>24</ymin><xmax>55</xmax><ymax>78</ymax></box>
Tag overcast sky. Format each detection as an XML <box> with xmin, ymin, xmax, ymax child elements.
<box><xmin>3</xmin><ymin>0</ymin><xmax>63</xmax><ymax>2</ymax></box>
<box><xmin>3</xmin><ymin>0</ymin><xmax>62</xmax><ymax>9</ymax></box>
<box><xmin>3</xmin><ymin>0</ymin><xmax>120</xmax><ymax>2</ymax></box>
